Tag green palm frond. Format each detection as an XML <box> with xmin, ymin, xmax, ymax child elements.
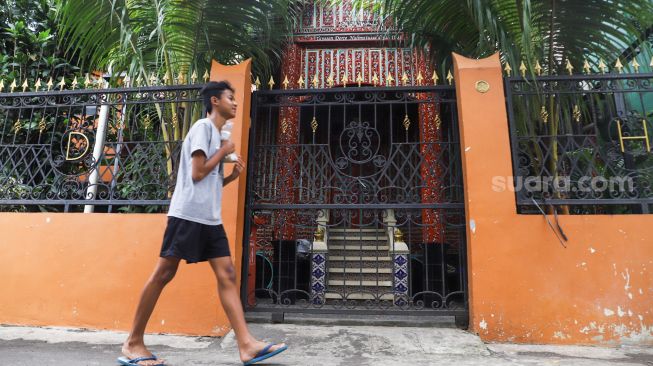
<box><xmin>56</xmin><ymin>0</ymin><xmax>300</xmax><ymax>84</ymax></box>
<box><xmin>380</xmin><ymin>0</ymin><xmax>653</xmax><ymax>75</ymax></box>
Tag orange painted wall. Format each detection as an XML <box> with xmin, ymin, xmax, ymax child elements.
<box><xmin>0</xmin><ymin>59</ymin><xmax>252</xmax><ymax>337</ymax></box>
<box><xmin>0</xmin><ymin>214</ymin><xmax>230</xmax><ymax>335</ymax></box>
<box><xmin>453</xmin><ymin>53</ymin><xmax>653</xmax><ymax>345</ymax></box>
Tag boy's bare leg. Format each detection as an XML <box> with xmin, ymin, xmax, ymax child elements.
<box><xmin>122</xmin><ymin>257</ymin><xmax>181</xmax><ymax>365</ymax></box>
<box><xmin>208</xmin><ymin>257</ymin><xmax>286</xmax><ymax>362</ymax></box>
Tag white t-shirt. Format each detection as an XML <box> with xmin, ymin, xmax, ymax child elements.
<box><xmin>168</xmin><ymin>118</ymin><xmax>223</xmax><ymax>225</ymax></box>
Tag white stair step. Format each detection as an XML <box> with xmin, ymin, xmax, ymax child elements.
<box><xmin>328</xmin><ymin>280</ymin><xmax>393</xmax><ymax>286</ymax></box>
<box><xmin>328</xmin><ymin>256</ymin><xmax>392</xmax><ymax>262</ymax></box>
<box><xmin>329</xmin><ymin>245</ymin><xmax>389</xmax><ymax>251</ymax></box>
<box><xmin>329</xmin><ymin>267</ymin><xmax>393</xmax><ymax>274</ymax></box>
<box><xmin>325</xmin><ymin>293</ymin><xmax>395</xmax><ymax>300</ymax></box>
<box><xmin>329</xmin><ymin>236</ymin><xmax>387</xmax><ymax>241</ymax></box>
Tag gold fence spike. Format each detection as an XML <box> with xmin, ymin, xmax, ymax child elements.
<box><xmin>268</xmin><ymin>76</ymin><xmax>275</xmax><ymax>89</ymax></box>
<box><xmin>386</xmin><ymin>73</ymin><xmax>395</xmax><ymax>86</ymax></box>
<box><xmin>58</xmin><ymin>77</ymin><xmax>66</xmax><ymax>91</ymax></box>
<box><xmin>71</xmin><ymin>76</ymin><xmax>78</xmax><ymax>90</ymax></box>
<box><xmin>22</xmin><ymin>79</ymin><xmax>29</xmax><ymax>92</ymax></box>
<box><xmin>46</xmin><ymin>77</ymin><xmax>53</xmax><ymax>91</ymax></box>
<box><xmin>298</xmin><ymin>75</ymin><xmax>305</xmax><ymax>88</ymax></box>
<box><xmin>573</xmin><ymin>104</ymin><xmax>581</xmax><ymax>123</ymax></box>
<box><xmin>598</xmin><ymin>59</ymin><xmax>607</xmax><ymax>74</ymax></box>
<box><xmin>10</xmin><ymin>79</ymin><xmax>17</xmax><ymax>92</ymax></box>
<box><xmin>446</xmin><ymin>70</ymin><xmax>454</xmax><ymax>85</ymax></box>
<box><xmin>35</xmin><ymin>78</ymin><xmax>42</xmax><ymax>90</ymax></box>
<box><xmin>519</xmin><ymin>61</ymin><xmax>527</xmax><ymax>77</ymax></box>
<box><xmin>203</xmin><ymin>70</ymin><xmax>210</xmax><ymax>83</ymax></box>
<box><xmin>416</xmin><ymin>71</ymin><xmax>424</xmax><ymax>85</ymax></box>
<box><xmin>401</xmin><ymin>72</ymin><xmax>409</xmax><ymax>86</ymax></box>
<box><xmin>163</xmin><ymin>73</ymin><xmax>171</xmax><ymax>84</ymax></box>
<box><xmin>176</xmin><ymin>72</ymin><xmax>185</xmax><ymax>84</ymax></box>
<box><xmin>583</xmin><ymin>59</ymin><xmax>591</xmax><ymax>74</ymax></box>
<box><xmin>312</xmin><ymin>74</ymin><xmax>319</xmax><ymax>88</ymax></box>
<box><xmin>327</xmin><ymin>73</ymin><xmax>335</xmax><ymax>87</ymax></box>
<box><xmin>504</xmin><ymin>62</ymin><xmax>512</xmax><ymax>76</ymax></box>
<box><xmin>615</xmin><ymin>58</ymin><xmax>623</xmax><ymax>73</ymax></box>
<box><xmin>254</xmin><ymin>76</ymin><xmax>261</xmax><ymax>90</ymax></box>
<box><xmin>85</xmin><ymin>73</ymin><xmax>93</xmax><ymax>88</ymax></box>
<box><xmin>431</xmin><ymin>71</ymin><xmax>439</xmax><ymax>84</ymax></box>
<box><xmin>371</xmin><ymin>73</ymin><xmax>379</xmax><ymax>86</ymax></box>
<box><xmin>565</xmin><ymin>59</ymin><xmax>573</xmax><ymax>75</ymax></box>
<box><xmin>0</xmin><ymin>79</ymin><xmax>4</xmax><ymax>93</ymax></box>
<box><xmin>632</xmin><ymin>58</ymin><xmax>640</xmax><ymax>73</ymax></box>
<box><xmin>534</xmin><ymin>60</ymin><xmax>542</xmax><ymax>76</ymax></box>
<box><xmin>540</xmin><ymin>106</ymin><xmax>549</xmax><ymax>124</ymax></box>
<box><xmin>136</xmin><ymin>75</ymin><xmax>143</xmax><ymax>86</ymax></box>
<box><xmin>282</xmin><ymin>75</ymin><xmax>290</xmax><ymax>89</ymax></box>
<box><xmin>191</xmin><ymin>70</ymin><xmax>198</xmax><ymax>84</ymax></box>
<box><xmin>341</xmin><ymin>73</ymin><xmax>349</xmax><ymax>86</ymax></box>
<box><xmin>650</xmin><ymin>55</ymin><xmax>653</xmax><ymax>67</ymax></box>
<box><xmin>356</xmin><ymin>73</ymin><xmax>363</xmax><ymax>87</ymax></box>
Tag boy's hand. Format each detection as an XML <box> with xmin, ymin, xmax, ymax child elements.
<box><xmin>231</xmin><ymin>156</ymin><xmax>245</xmax><ymax>178</ymax></box>
<box><xmin>221</xmin><ymin>140</ymin><xmax>236</xmax><ymax>155</ymax></box>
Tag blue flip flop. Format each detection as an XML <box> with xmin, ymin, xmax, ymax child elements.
<box><xmin>243</xmin><ymin>343</ymin><xmax>288</xmax><ymax>365</ymax></box>
<box><xmin>117</xmin><ymin>354</ymin><xmax>166</xmax><ymax>366</ymax></box>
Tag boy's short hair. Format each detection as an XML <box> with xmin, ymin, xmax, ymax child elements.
<box><xmin>200</xmin><ymin>81</ymin><xmax>235</xmax><ymax>114</ymax></box>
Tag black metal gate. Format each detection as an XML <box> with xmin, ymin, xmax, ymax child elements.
<box><xmin>242</xmin><ymin>85</ymin><xmax>467</xmax><ymax>317</ymax></box>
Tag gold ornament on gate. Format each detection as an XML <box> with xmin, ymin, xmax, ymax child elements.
<box><xmin>281</xmin><ymin>118</ymin><xmax>288</xmax><ymax>134</ymax></box>
<box><xmin>402</xmin><ymin>114</ymin><xmax>410</xmax><ymax>131</ymax></box>
<box><xmin>314</xmin><ymin>226</ymin><xmax>325</xmax><ymax>242</ymax></box>
<box><xmin>13</xmin><ymin>118</ymin><xmax>21</xmax><ymax>134</ymax></box>
<box><xmin>540</xmin><ymin>106</ymin><xmax>549</xmax><ymax>124</ymax></box>
<box><xmin>475</xmin><ymin>80</ymin><xmax>490</xmax><ymax>93</ymax></box>
<box><xmin>573</xmin><ymin>105</ymin><xmax>581</xmax><ymax>123</ymax></box>
<box><xmin>311</xmin><ymin>116</ymin><xmax>318</xmax><ymax>134</ymax></box>
<box><xmin>38</xmin><ymin>117</ymin><xmax>47</xmax><ymax>133</ymax></box>
<box><xmin>394</xmin><ymin>228</ymin><xmax>404</xmax><ymax>242</ymax></box>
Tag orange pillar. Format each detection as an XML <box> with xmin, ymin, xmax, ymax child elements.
<box><xmin>452</xmin><ymin>52</ymin><xmax>516</xmax><ymax>334</ymax></box>
<box><xmin>209</xmin><ymin>59</ymin><xmax>253</xmax><ymax>282</ymax></box>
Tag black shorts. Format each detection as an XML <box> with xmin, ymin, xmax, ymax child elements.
<box><xmin>160</xmin><ymin>217</ymin><xmax>231</xmax><ymax>263</ymax></box>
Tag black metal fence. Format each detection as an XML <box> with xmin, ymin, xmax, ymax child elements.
<box><xmin>505</xmin><ymin>73</ymin><xmax>653</xmax><ymax>214</ymax></box>
<box><xmin>243</xmin><ymin>86</ymin><xmax>468</xmax><ymax>317</ymax></box>
<box><xmin>0</xmin><ymin>85</ymin><xmax>203</xmax><ymax>212</ymax></box>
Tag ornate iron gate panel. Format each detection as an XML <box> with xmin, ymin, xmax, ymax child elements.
<box><xmin>0</xmin><ymin>85</ymin><xmax>202</xmax><ymax>212</ymax></box>
<box><xmin>242</xmin><ymin>86</ymin><xmax>468</xmax><ymax>316</ymax></box>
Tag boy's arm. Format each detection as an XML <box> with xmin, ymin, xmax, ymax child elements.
<box><xmin>191</xmin><ymin>140</ymin><xmax>235</xmax><ymax>182</ymax></box>
<box><xmin>223</xmin><ymin>157</ymin><xmax>245</xmax><ymax>187</ymax></box>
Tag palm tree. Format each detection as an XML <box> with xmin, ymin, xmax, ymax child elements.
<box><xmin>57</xmin><ymin>0</ymin><xmax>299</xmax><ymax>87</ymax></box>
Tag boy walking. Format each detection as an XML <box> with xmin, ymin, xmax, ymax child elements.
<box><xmin>118</xmin><ymin>81</ymin><xmax>287</xmax><ymax>366</ymax></box>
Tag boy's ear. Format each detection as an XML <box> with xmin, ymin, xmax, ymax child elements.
<box><xmin>210</xmin><ymin>95</ymin><xmax>219</xmax><ymax>105</ymax></box>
